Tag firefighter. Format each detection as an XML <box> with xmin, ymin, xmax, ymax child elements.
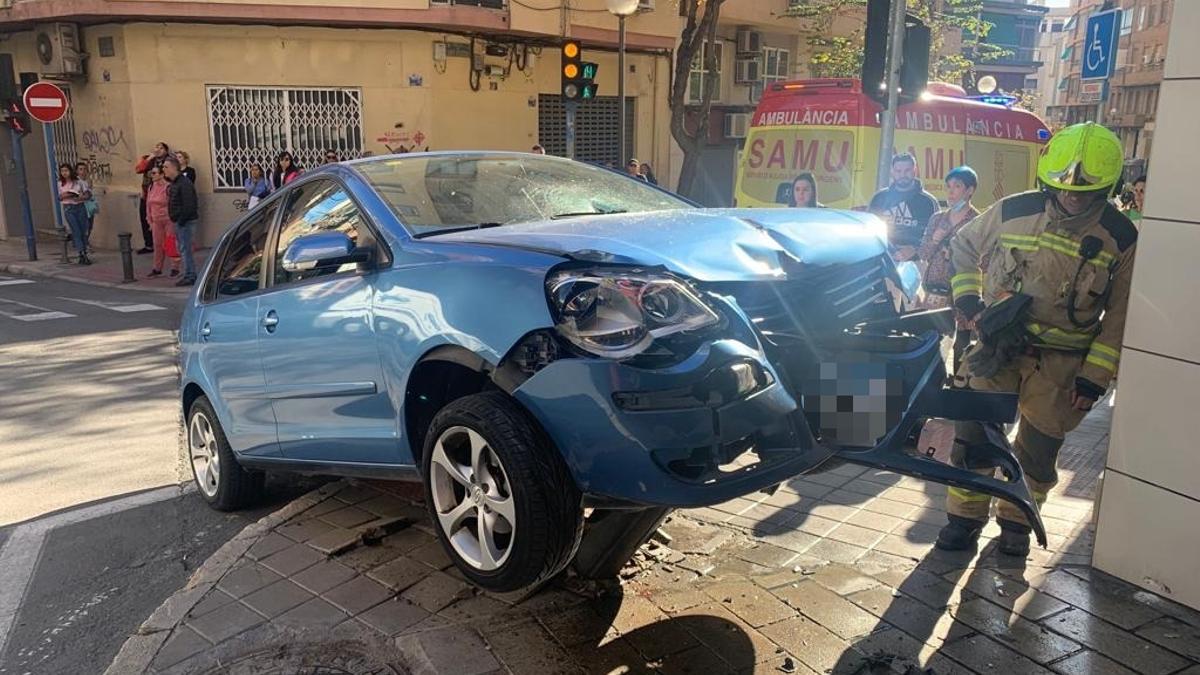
<box><xmin>936</xmin><ymin>122</ymin><xmax>1137</xmax><ymax>556</ymax></box>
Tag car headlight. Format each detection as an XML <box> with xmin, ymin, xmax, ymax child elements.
<box><xmin>547</xmin><ymin>269</ymin><xmax>720</xmax><ymax>359</ymax></box>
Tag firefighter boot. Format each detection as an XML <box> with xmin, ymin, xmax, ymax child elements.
<box><xmin>997</xmin><ymin>519</ymin><xmax>1032</xmax><ymax>557</ymax></box>
<box><xmin>935</xmin><ymin>514</ymin><xmax>986</xmax><ymax>551</ymax></box>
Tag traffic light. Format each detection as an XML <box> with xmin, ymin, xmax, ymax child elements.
<box><xmin>861</xmin><ymin>0</ymin><xmax>931</xmax><ymax>104</ymax></box>
<box><xmin>561</xmin><ymin>41</ymin><xmax>598</xmax><ymax>101</ymax></box>
<box><xmin>3</xmin><ymin>101</ymin><xmax>29</xmax><ymax>136</ymax></box>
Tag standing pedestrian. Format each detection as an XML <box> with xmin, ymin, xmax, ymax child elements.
<box><xmin>937</xmin><ymin>123</ymin><xmax>1136</xmax><ymax>556</ymax></box>
<box><xmin>323</xmin><ymin>149</ymin><xmax>339</xmax><ymax>165</ymax></box>
<box><xmin>916</xmin><ymin>165</ymin><xmax>980</xmax><ymax>374</ymax></box>
<box><xmin>175</xmin><ymin>151</ymin><xmax>198</xmax><ymax>184</ymax></box>
<box><xmin>272</xmin><ymin>151</ymin><xmax>302</xmax><ymax>190</ymax></box>
<box><xmin>135</xmin><ymin>142</ymin><xmax>171</xmax><ymax>254</ymax></box>
<box><xmin>1124</xmin><ymin>175</ymin><xmax>1146</xmax><ymax>228</ymax></box>
<box><xmin>627</xmin><ymin>159</ymin><xmax>646</xmax><ymax>181</ymax></box>
<box><xmin>531</xmin><ymin>144</ymin><xmax>546</xmax><ymax>155</ymax></box>
<box><xmin>57</xmin><ymin>163</ymin><xmax>92</xmax><ymax>265</ymax></box>
<box><xmin>163</xmin><ymin>157</ymin><xmax>199</xmax><ymax>287</ymax></box>
<box><xmin>869</xmin><ymin>153</ymin><xmax>939</xmax><ymax>262</ymax></box>
<box><xmin>638</xmin><ymin>162</ymin><xmax>659</xmax><ymax>186</ymax></box>
<box><xmin>75</xmin><ymin>161</ymin><xmax>99</xmax><ymax>250</ymax></box>
<box><xmin>144</xmin><ymin>166</ymin><xmax>179</xmax><ymax>278</ymax></box>
<box><xmin>787</xmin><ymin>173</ymin><xmax>825</xmax><ymax>208</ymax></box>
<box><xmin>243</xmin><ymin>163</ymin><xmax>271</xmax><ymax>209</ymax></box>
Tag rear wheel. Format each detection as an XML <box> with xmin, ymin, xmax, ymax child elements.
<box><xmin>422</xmin><ymin>391</ymin><xmax>582</xmax><ymax>592</ymax></box>
<box><xmin>188</xmin><ymin>396</ymin><xmax>263</xmax><ymax>510</ymax></box>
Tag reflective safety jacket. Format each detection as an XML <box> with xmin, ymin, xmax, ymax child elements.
<box><xmin>949</xmin><ymin>190</ymin><xmax>1137</xmax><ymax>389</ymax></box>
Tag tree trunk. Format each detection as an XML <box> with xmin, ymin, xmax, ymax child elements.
<box><xmin>669</xmin><ymin>0</ymin><xmax>723</xmax><ymax>200</ymax></box>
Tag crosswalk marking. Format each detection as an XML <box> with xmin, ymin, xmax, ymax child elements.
<box><xmin>58</xmin><ymin>297</ymin><xmax>165</xmax><ymax>313</ymax></box>
<box><xmin>0</xmin><ymin>298</ymin><xmax>76</xmax><ymax>322</ymax></box>
<box><xmin>0</xmin><ymin>276</ymin><xmax>34</xmax><ymax>287</ymax></box>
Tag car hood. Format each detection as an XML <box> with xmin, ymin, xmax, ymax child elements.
<box><xmin>426</xmin><ymin>208</ymin><xmax>889</xmax><ymax>282</ymax></box>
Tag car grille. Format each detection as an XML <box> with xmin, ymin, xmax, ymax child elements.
<box><xmin>707</xmin><ymin>256</ymin><xmax>896</xmax><ymax>342</ymax></box>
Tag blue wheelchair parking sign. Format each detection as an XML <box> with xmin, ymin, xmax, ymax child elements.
<box><xmin>1082</xmin><ymin>9</ymin><xmax>1121</xmax><ymax>81</ymax></box>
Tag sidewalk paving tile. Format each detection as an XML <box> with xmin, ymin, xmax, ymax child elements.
<box><xmin>437</xmin><ymin>593</ymin><xmax>510</xmax><ymax>624</ymax></box>
<box><xmin>1025</xmin><ymin>569</ymin><xmax>1163</xmax><ymax>630</ymax></box>
<box><xmin>358</xmin><ymin>597</ymin><xmax>430</xmax><ymax>636</ymax></box>
<box><xmin>275</xmin><ymin>517</ymin><xmax>336</xmax><ymax>543</ymax></box>
<box><xmin>849</xmin><ymin>626</ymin><xmax>975</xmax><ymax>675</ymax></box>
<box><xmin>702</xmin><ymin>580</ymin><xmax>795</xmax><ymax>628</ymax></box>
<box><xmin>1040</xmin><ymin>607</ymin><xmax>1190</xmax><ymax>675</ymax></box>
<box><xmin>186</xmin><ymin>589</ymin><xmax>236</xmax><ymax>619</ymax></box>
<box><xmin>958</xmin><ymin>568</ymin><xmax>1070</xmax><ymax>622</ymax></box>
<box><xmin>152</xmin><ymin>627</ymin><xmax>211</xmax><ymax>669</ymax></box>
<box><xmin>658</xmin><ymin>644</ymin><xmax>736</xmax><ymax>675</ymax></box>
<box><xmin>539</xmin><ymin>604</ymin><xmax>622</xmax><ymax>646</ymax></box>
<box><xmin>772</xmin><ymin>581</ymin><xmax>880</xmax><ymax>640</ymax></box>
<box><xmin>323</xmin><ymin>575</ymin><xmax>394</xmax><ymax>614</ymax></box>
<box><xmin>871</xmin><ymin>567</ymin><xmax>974</xmax><ymax>610</ymax></box>
<box><xmin>407</xmin><ymin>539</ymin><xmax>454</xmax><ymax>570</ymax></box>
<box><xmin>843</xmin><ymin>508</ymin><xmax>904</xmax><ymax>534</ymax></box>
<box><xmin>563</xmin><ymin>636</ymin><xmax>648</xmax><ymax>675</ymax></box>
<box><xmin>673</xmin><ymin>603</ymin><xmax>781</xmax><ymax>666</ymax></box>
<box><xmin>368</xmin><ymin>555</ymin><xmax>435</xmax><ymax>591</ymax></box>
<box><xmin>215</xmin><ymin>563</ymin><xmax>282</xmax><ymax>599</ymax></box>
<box><xmin>939</xmin><ymin>633</ymin><xmax>1056</xmax><ymax>675</ymax></box>
<box><xmin>394</xmin><ymin>626</ymin><xmax>499</xmax><ymax>675</ymax></box>
<box><xmin>847</xmin><ymin>585</ymin><xmax>970</xmax><ymax>647</ymax></box>
<box><xmin>335</xmin><ymin>537</ymin><xmax>425</xmax><ymax>572</ymax></box>
<box><xmin>732</xmin><ymin>542</ymin><xmax>799</xmax><ymax>568</ymax></box>
<box><xmin>1135</xmin><ymin>615</ymin><xmax>1200</xmax><ymax>661</ymax></box>
<box><xmin>305</xmin><ymin>526</ymin><xmax>362</xmax><ymax>555</ymax></box>
<box><xmin>290</xmin><ymin>559</ymin><xmax>357</xmax><ymax>594</ymax></box>
<box><xmin>484</xmin><ymin>618</ymin><xmax>581</xmax><ymax>674</ymax></box>
<box><xmin>186</xmin><ymin>602</ymin><xmax>265</xmax><ymax>644</ymax></box>
<box><xmin>274</xmin><ymin>597</ymin><xmax>349</xmax><ymax>630</ymax></box>
<box><xmin>332</xmin><ymin>483</ymin><xmax>383</xmax><ymax>505</ymax></box>
<box><xmin>240</xmin><ymin>579</ymin><xmax>314</xmax><ymax>618</ymax></box>
<box><xmin>807</xmin><ymin>563</ymin><xmax>881</xmax><ymax>596</ymax></box>
<box><xmin>756</xmin><ymin>613</ymin><xmax>857</xmax><ymax>673</ymax></box>
<box><xmin>400</xmin><ymin>570</ymin><xmax>473</xmax><ymax>613</ymax></box>
<box><xmin>951</xmin><ymin>597</ymin><xmax>1082</xmax><ymax>664</ymax></box>
<box><xmin>802</xmin><ymin>538</ymin><xmax>868</xmax><ymax>564</ymax></box>
<box><xmin>260</xmin><ymin>542</ymin><xmax>326</xmax><ymax>577</ymax></box>
<box><xmin>358</xmin><ymin>494</ymin><xmax>426</xmax><ymax>520</ymax></box>
<box><xmin>319</xmin><ymin>505</ymin><xmax>376</xmax><ymax>529</ymax></box>
<box><xmin>1050</xmin><ymin>650</ymin><xmax>1139</xmax><ymax>675</ymax></box>
<box><xmin>244</xmin><ymin>532</ymin><xmax>294</xmax><ymax>561</ymax></box>
<box><xmin>791</xmin><ymin>513</ymin><xmax>842</xmax><ymax>538</ymax></box>
<box><xmin>825</xmin><ymin>522</ymin><xmax>888</xmax><ymax>549</ymax></box>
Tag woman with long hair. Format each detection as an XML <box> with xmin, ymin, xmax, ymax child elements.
<box><xmin>144</xmin><ymin>166</ymin><xmax>180</xmax><ymax>278</ymax></box>
<box><xmin>271</xmin><ymin>151</ymin><xmax>302</xmax><ymax>190</ymax></box>
<box><xmin>788</xmin><ymin>173</ymin><xmax>824</xmax><ymax>208</ymax></box>
<box><xmin>57</xmin><ymin>163</ymin><xmax>92</xmax><ymax>265</ymax></box>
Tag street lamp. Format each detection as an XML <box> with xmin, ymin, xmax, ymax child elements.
<box><xmin>606</xmin><ymin>0</ymin><xmax>639</xmax><ymax>170</ymax></box>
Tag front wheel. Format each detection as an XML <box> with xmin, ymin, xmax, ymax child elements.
<box><xmin>187</xmin><ymin>396</ymin><xmax>263</xmax><ymax>511</ymax></box>
<box><xmin>422</xmin><ymin>391</ymin><xmax>582</xmax><ymax>593</ymax></box>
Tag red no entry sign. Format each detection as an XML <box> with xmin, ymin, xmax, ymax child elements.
<box><xmin>22</xmin><ymin>82</ymin><xmax>69</xmax><ymax>124</ymax></box>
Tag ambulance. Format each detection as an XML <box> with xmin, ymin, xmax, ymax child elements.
<box><xmin>733</xmin><ymin>78</ymin><xmax>1051</xmax><ymax>209</ymax></box>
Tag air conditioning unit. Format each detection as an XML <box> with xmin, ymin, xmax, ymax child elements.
<box><xmin>637</xmin><ymin>0</ymin><xmax>655</xmax><ymax>11</ymax></box>
<box><xmin>724</xmin><ymin>112</ymin><xmax>750</xmax><ymax>139</ymax></box>
<box><xmin>735</xmin><ymin>58</ymin><xmax>761</xmax><ymax>84</ymax></box>
<box><xmin>736</xmin><ymin>28</ymin><xmax>762</xmax><ymax>55</ymax></box>
<box><xmin>35</xmin><ymin>23</ymin><xmax>84</xmax><ymax>77</ymax></box>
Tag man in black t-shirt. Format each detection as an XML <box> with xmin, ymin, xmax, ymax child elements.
<box><xmin>869</xmin><ymin>153</ymin><xmax>940</xmax><ymax>261</ymax></box>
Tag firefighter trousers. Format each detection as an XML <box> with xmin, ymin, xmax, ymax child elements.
<box><xmin>946</xmin><ymin>349</ymin><xmax>1089</xmax><ymax>526</ymax></box>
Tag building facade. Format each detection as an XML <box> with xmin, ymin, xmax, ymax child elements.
<box><xmin>1031</xmin><ymin>4</ymin><xmax>1072</xmax><ymax>126</ymax></box>
<box><xmin>975</xmin><ymin>0</ymin><xmax>1048</xmax><ymax>93</ymax></box>
<box><xmin>0</xmin><ymin>1</ymin><xmax>662</xmax><ymax>248</ymax></box>
<box><xmin>1046</xmin><ymin>0</ymin><xmax>1172</xmax><ymax>168</ymax></box>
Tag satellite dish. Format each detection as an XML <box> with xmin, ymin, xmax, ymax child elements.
<box><xmin>977</xmin><ymin>76</ymin><xmax>998</xmax><ymax>94</ymax></box>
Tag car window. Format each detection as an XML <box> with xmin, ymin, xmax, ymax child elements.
<box><xmin>208</xmin><ymin>203</ymin><xmax>274</xmax><ymax>300</ymax></box>
<box><xmin>273</xmin><ymin>180</ymin><xmax>368</xmax><ymax>286</ymax></box>
<box><xmin>354</xmin><ymin>154</ymin><xmax>690</xmax><ymax>237</ymax></box>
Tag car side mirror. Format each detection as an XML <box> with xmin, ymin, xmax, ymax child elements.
<box><xmin>281</xmin><ymin>231</ymin><xmax>373</xmax><ymax>273</ymax></box>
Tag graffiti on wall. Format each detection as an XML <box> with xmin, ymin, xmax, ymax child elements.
<box><xmin>376</xmin><ymin>122</ymin><xmax>428</xmax><ymax>155</ymax></box>
<box><xmin>81</xmin><ymin>126</ymin><xmax>131</xmax><ymax>159</ymax></box>
<box><xmin>78</xmin><ymin>154</ymin><xmax>114</xmax><ymax>185</ymax></box>
<box><xmin>232</xmin><ymin>198</ymin><xmax>250</xmax><ymax>213</ymax></box>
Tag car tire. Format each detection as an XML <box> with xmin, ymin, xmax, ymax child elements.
<box><xmin>422</xmin><ymin>391</ymin><xmax>583</xmax><ymax>593</ymax></box>
<box><xmin>187</xmin><ymin>395</ymin><xmax>264</xmax><ymax>511</ymax></box>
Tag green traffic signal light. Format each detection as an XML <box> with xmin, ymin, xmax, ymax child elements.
<box><xmin>581</xmin><ymin>62</ymin><xmax>598</xmax><ymax>81</ymax></box>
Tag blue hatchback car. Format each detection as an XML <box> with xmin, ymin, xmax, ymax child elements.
<box><xmin>180</xmin><ymin>152</ymin><xmax>1043</xmax><ymax>592</ymax></box>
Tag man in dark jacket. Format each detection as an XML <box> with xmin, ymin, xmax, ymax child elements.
<box><xmin>163</xmin><ymin>157</ymin><xmax>199</xmax><ymax>286</ymax></box>
<box><xmin>869</xmin><ymin>153</ymin><xmax>940</xmax><ymax>261</ymax></box>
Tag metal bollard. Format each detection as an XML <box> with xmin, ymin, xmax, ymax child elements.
<box><xmin>59</xmin><ymin>233</ymin><xmax>71</xmax><ymax>264</ymax></box>
<box><xmin>118</xmin><ymin>232</ymin><xmax>136</xmax><ymax>283</ymax></box>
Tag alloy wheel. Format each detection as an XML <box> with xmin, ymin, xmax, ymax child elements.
<box><xmin>428</xmin><ymin>426</ymin><xmax>516</xmax><ymax>571</ymax></box>
<box><xmin>189</xmin><ymin>411</ymin><xmax>221</xmax><ymax>498</ymax></box>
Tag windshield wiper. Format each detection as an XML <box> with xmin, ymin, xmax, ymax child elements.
<box><xmin>549</xmin><ymin>209</ymin><xmax>628</xmax><ymax>220</ymax></box>
<box><xmin>413</xmin><ymin>222</ymin><xmax>504</xmax><ymax>239</ymax></box>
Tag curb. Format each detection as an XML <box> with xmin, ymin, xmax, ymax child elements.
<box><xmin>0</xmin><ymin>262</ymin><xmax>193</xmax><ymax>296</ymax></box>
<box><xmin>104</xmin><ymin>480</ymin><xmax>350</xmax><ymax>675</ymax></box>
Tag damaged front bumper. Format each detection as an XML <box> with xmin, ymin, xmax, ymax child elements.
<box><xmin>510</xmin><ymin>315</ymin><xmax>1047</xmax><ymax>548</ymax></box>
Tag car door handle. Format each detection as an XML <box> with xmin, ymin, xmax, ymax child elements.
<box><xmin>262</xmin><ymin>310</ymin><xmax>279</xmax><ymax>332</ymax></box>
<box><xmin>200</xmin><ymin>323</ymin><xmax>211</xmax><ymax>341</ymax></box>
